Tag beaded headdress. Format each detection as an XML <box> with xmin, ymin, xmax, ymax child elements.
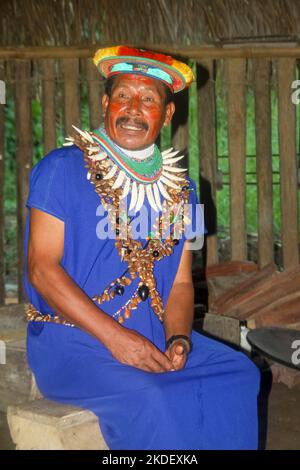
<box><xmin>93</xmin><ymin>45</ymin><xmax>194</xmax><ymax>93</ymax></box>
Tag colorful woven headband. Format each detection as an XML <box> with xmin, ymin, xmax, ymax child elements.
<box><xmin>93</xmin><ymin>46</ymin><xmax>194</xmax><ymax>93</ymax></box>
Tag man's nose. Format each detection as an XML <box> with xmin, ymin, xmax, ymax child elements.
<box><xmin>126</xmin><ymin>95</ymin><xmax>141</xmax><ymax>115</ymax></box>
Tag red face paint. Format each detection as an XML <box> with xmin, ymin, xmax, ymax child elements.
<box><xmin>102</xmin><ymin>74</ymin><xmax>173</xmax><ymax>150</ymax></box>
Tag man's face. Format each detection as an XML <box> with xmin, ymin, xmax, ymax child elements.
<box><xmin>102</xmin><ymin>74</ymin><xmax>175</xmax><ymax>150</ymax></box>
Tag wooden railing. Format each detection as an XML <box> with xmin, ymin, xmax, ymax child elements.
<box><xmin>0</xmin><ymin>45</ymin><xmax>299</xmax><ymax>304</ymax></box>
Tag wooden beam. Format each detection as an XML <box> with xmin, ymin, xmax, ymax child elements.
<box><xmin>277</xmin><ymin>58</ymin><xmax>299</xmax><ymax>269</ymax></box>
<box><xmin>3</xmin><ymin>44</ymin><xmax>300</xmax><ymax>60</ymax></box>
<box><xmin>197</xmin><ymin>59</ymin><xmax>218</xmax><ymax>266</ymax></box>
<box><xmin>0</xmin><ymin>61</ymin><xmax>5</xmax><ymax>304</ymax></box>
<box><xmin>15</xmin><ymin>60</ymin><xmax>33</xmax><ymax>302</ymax></box>
<box><xmin>40</xmin><ymin>59</ymin><xmax>56</xmax><ymax>154</ymax></box>
<box><xmin>0</xmin><ymin>47</ymin><xmax>95</xmax><ymax>60</ymax></box>
<box><xmin>254</xmin><ymin>59</ymin><xmax>274</xmax><ymax>268</ymax></box>
<box><xmin>226</xmin><ymin>58</ymin><xmax>247</xmax><ymax>261</ymax></box>
<box><xmin>211</xmin><ymin>262</ymin><xmax>277</xmax><ymax>314</ymax></box>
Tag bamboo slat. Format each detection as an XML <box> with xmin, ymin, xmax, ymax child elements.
<box><xmin>0</xmin><ymin>61</ymin><xmax>5</xmax><ymax>304</ymax></box>
<box><xmin>226</xmin><ymin>58</ymin><xmax>247</xmax><ymax>261</ymax></box>
<box><xmin>61</xmin><ymin>58</ymin><xmax>80</xmax><ymax>137</ymax></box>
<box><xmin>277</xmin><ymin>58</ymin><xmax>299</xmax><ymax>269</ymax></box>
<box><xmin>197</xmin><ymin>59</ymin><xmax>218</xmax><ymax>265</ymax></box>
<box><xmin>41</xmin><ymin>59</ymin><xmax>56</xmax><ymax>154</ymax></box>
<box><xmin>254</xmin><ymin>59</ymin><xmax>273</xmax><ymax>267</ymax></box>
<box><xmin>15</xmin><ymin>60</ymin><xmax>33</xmax><ymax>302</ymax></box>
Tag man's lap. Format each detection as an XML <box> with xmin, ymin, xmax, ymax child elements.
<box><xmin>26</xmin><ymin>321</ymin><xmax>260</xmax><ymax>401</ymax></box>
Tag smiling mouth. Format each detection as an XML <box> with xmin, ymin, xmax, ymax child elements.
<box><xmin>116</xmin><ymin>117</ymin><xmax>149</xmax><ymax>132</ymax></box>
<box><xmin>120</xmin><ymin>123</ymin><xmax>145</xmax><ymax>131</ymax></box>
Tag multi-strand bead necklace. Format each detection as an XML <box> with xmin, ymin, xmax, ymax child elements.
<box><xmin>26</xmin><ymin>126</ymin><xmax>192</xmax><ymax>326</ymax></box>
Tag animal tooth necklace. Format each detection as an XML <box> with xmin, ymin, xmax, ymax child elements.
<box><xmin>65</xmin><ymin>125</ymin><xmax>192</xmax><ymax>324</ymax></box>
<box><xmin>25</xmin><ymin>126</ymin><xmax>192</xmax><ymax>327</ymax></box>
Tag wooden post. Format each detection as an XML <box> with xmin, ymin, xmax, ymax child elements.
<box><xmin>86</xmin><ymin>58</ymin><xmax>104</xmax><ymax>131</ymax></box>
<box><xmin>0</xmin><ymin>61</ymin><xmax>5</xmax><ymax>304</ymax></box>
<box><xmin>171</xmin><ymin>88</ymin><xmax>189</xmax><ymax>155</ymax></box>
<box><xmin>40</xmin><ymin>59</ymin><xmax>56</xmax><ymax>154</ymax></box>
<box><xmin>225</xmin><ymin>58</ymin><xmax>247</xmax><ymax>261</ymax></box>
<box><xmin>15</xmin><ymin>60</ymin><xmax>33</xmax><ymax>302</ymax></box>
<box><xmin>61</xmin><ymin>59</ymin><xmax>80</xmax><ymax>137</ymax></box>
<box><xmin>277</xmin><ymin>58</ymin><xmax>299</xmax><ymax>269</ymax></box>
<box><xmin>197</xmin><ymin>60</ymin><xmax>218</xmax><ymax>266</ymax></box>
<box><xmin>254</xmin><ymin>59</ymin><xmax>274</xmax><ymax>267</ymax></box>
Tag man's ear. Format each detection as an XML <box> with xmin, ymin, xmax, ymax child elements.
<box><xmin>163</xmin><ymin>102</ymin><xmax>175</xmax><ymax>127</ymax></box>
<box><xmin>102</xmin><ymin>94</ymin><xmax>109</xmax><ymax>118</ymax></box>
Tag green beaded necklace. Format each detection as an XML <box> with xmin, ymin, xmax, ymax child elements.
<box><xmin>92</xmin><ymin>127</ymin><xmax>163</xmax><ymax>183</ymax></box>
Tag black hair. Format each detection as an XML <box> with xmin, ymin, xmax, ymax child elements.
<box><xmin>104</xmin><ymin>75</ymin><xmax>174</xmax><ymax>105</ymax></box>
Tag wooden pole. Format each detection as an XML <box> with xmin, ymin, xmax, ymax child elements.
<box><xmin>254</xmin><ymin>59</ymin><xmax>274</xmax><ymax>268</ymax></box>
<box><xmin>86</xmin><ymin>58</ymin><xmax>104</xmax><ymax>131</ymax></box>
<box><xmin>226</xmin><ymin>58</ymin><xmax>247</xmax><ymax>261</ymax></box>
<box><xmin>277</xmin><ymin>58</ymin><xmax>299</xmax><ymax>269</ymax></box>
<box><xmin>15</xmin><ymin>59</ymin><xmax>33</xmax><ymax>302</ymax></box>
<box><xmin>197</xmin><ymin>59</ymin><xmax>218</xmax><ymax>266</ymax></box>
<box><xmin>41</xmin><ymin>59</ymin><xmax>56</xmax><ymax>154</ymax></box>
<box><xmin>0</xmin><ymin>61</ymin><xmax>5</xmax><ymax>304</ymax></box>
<box><xmin>61</xmin><ymin>58</ymin><xmax>80</xmax><ymax>137</ymax></box>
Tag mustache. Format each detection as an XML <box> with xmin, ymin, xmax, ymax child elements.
<box><xmin>116</xmin><ymin>116</ymin><xmax>149</xmax><ymax>131</ymax></box>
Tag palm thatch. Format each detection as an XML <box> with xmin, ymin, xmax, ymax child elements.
<box><xmin>1</xmin><ymin>0</ymin><xmax>300</xmax><ymax>47</ymax></box>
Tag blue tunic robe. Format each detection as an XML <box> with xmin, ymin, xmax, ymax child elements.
<box><xmin>24</xmin><ymin>145</ymin><xmax>260</xmax><ymax>450</ymax></box>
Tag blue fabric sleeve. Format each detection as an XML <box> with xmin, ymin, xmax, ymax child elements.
<box><xmin>26</xmin><ymin>149</ymin><xmax>66</xmax><ymax>222</ymax></box>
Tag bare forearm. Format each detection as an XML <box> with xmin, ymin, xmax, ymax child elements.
<box><xmin>29</xmin><ymin>263</ymin><xmax>122</xmax><ymax>349</ymax></box>
<box><xmin>163</xmin><ymin>282</ymin><xmax>194</xmax><ymax>342</ymax></box>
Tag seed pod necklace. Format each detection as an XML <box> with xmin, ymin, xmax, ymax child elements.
<box><xmin>66</xmin><ymin>126</ymin><xmax>191</xmax><ymax>324</ymax></box>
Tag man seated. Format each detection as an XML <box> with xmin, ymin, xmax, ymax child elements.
<box><xmin>24</xmin><ymin>46</ymin><xmax>260</xmax><ymax>450</ymax></box>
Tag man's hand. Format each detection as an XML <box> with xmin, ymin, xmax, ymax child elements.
<box><xmin>108</xmin><ymin>327</ymin><xmax>174</xmax><ymax>373</ymax></box>
<box><xmin>165</xmin><ymin>339</ymin><xmax>189</xmax><ymax>371</ymax></box>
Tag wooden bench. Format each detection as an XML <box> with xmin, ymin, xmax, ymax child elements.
<box><xmin>7</xmin><ymin>398</ymin><xmax>109</xmax><ymax>450</ymax></box>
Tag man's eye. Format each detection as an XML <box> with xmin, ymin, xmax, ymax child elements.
<box><xmin>143</xmin><ymin>96</ymin><xmax>154</xmax><ymax>102</ymax></box>
<box><xmin>118</xmin><ymin>92</ymin><xmax>128</xmax><ymax>99</ymax></box>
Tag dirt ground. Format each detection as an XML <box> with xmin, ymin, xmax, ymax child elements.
<box><xmin>264</xmin><ymin>382</ymin><xmax>300</xmax><ymax>450</ymax></box>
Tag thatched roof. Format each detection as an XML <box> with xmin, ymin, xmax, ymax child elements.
<box><xmin>1</xmin><ymin>0</ymin><xmax>300</xmax><ymax>47</ymax></box>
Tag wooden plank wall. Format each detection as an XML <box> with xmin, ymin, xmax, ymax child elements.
<box><xmin>0</xmin><ymin>52</ymin><xmax>299</xmax><ymax>304</ymax></box>
<box><xmin>226</xmin><ymin>58</ymin><xmax>247</xmax><ymax>262</ymax></box>
<box><xmin>197</xmin><ymin>59</ymin><xmax>218</xmax><ymax>266</ymax></box>
<box><xmin>277</xmin><ymin>58</ymin><xmax>300</xmax><ymax>269</ymax></box>
<box><xmin>86</xmin><ymin>58</ymin><xmax>104</xmax><ymax>131</ymax></box>
<box><xmin>15</xmin><ymin>60</ymin><xmax>33</xmax><ymax>302</ymax></box>
<box><xmin>62</xmin><ymin>58</ymin><xmax>80</xmax><ymax>137</ymax></box>
<box><xmin>0</xmin><ymin>61</ymin><xmax>5</xmax><ymax>304</ymax></box>
<box><xmin>254</xmin><ymin>59</ymin><xmax>273</xmax><ymax>268</ymax></box>
<box><xmin>41</xmin><ymin>59</ymin><xmax>56</xmax><ymax>154</ymax></box>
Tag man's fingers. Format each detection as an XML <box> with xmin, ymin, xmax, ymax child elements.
<box><xmin>152</xmin><ymin>349</ymin><xmax>173</xmax><ymax>371</ymax></box>
<box><xmin>140</xmin><ymin>363</ymin><xmax>153</xmax><ymax>373</ymax></box>
<box><xmin>175</xmin><ymin>344</ymin><xmax>185</xmax><ymax>355</ymax></box>
<box><xmin>144</xmin><ymin>356</ymin><xmax>162</xmax><ymax>372</ymax></box>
